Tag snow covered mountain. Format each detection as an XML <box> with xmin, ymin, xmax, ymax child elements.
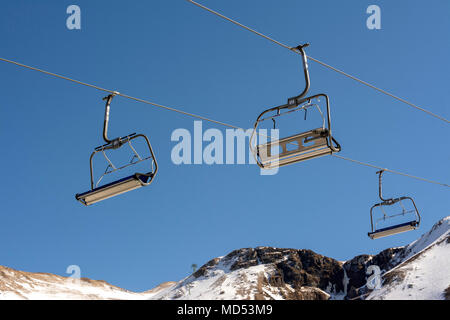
<box><xmin>0</xmin><ymin>265</ymin><xmax>140</xmax><ymax>300</ymax></box>
<box><xmin>366</xmin><ymin>216</ymin><xmax>450</xmax><ymax>300</ymax></box>
<box><xmin>1</xmin><ymin>216</ymin><xmax>449</xmax><ymax>300</ymax></box>
<box><xmin>0</xmin><ymin>264</ymin><xmax>177</xmax><ymax>300</ymax></box>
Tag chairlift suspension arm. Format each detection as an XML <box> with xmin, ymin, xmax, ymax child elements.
<box><xmin>102</xmin><ymin>92</ymin><xmax>122</xmax><ymax>149</ymax></box>
<box><xmin>288</xmin><ymin>43</ymin><xmax>311</xmax><ymax>106</ymax></box>
<box><xmin>377</xmin><ymin>170</ymin><xmax>390</xmax><ymax>202</ymax></box>
<box><xmin>103</xmin><ymin>94</ymin><xmax>114</xmax><ymax>144</ymax></box>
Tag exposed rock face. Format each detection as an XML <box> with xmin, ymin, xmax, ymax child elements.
<box><xmin>444</xmin><ymin>286</ymin><xmax>450</xmax><ymax>300</ymax></box>
<box><xmin>215</xmin><ymin>247</ymin><xmax>345</xmax><ymax>299</ymax></box>
<box><xmin>193</xmin><ymin>258</ymin><xmax>220</xmax><ymax>278</ymax></box>
<box><xmin>187</xmin><ymin>243</ymin><xmax>421</xmax><ymax>300</ymax></box>
<box><xmin>272</xmin><ymin>249</ymin><xmax>344</xmax><ymax>293</ymax></box>
<box><xmin>343</xmin><ymin>247</ymin><xmax>403</xmax><ymax>299</ymax></box>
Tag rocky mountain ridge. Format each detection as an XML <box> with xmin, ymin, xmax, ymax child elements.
<box><xmin>1</xmin><ymin>216</ymin><xmax>449</xmax><ymax>300</ymax></box>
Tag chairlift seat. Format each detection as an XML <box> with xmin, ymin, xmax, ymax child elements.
<box><xmin>368</xmin><ymin>220</ymin><xmax>419</xmax><ymax>240</ymax></box>
<box><xmin>76</xmin><ymin>95</ymin><xmax>158</xmax><ymax>206</ymax></box>
<box><xmin>250</xmin><ymin>93</ymin><xmax>341</xmax><ymax>169</ymax></box>
<box><xmin>257</xmin><ymin>128</ymin><xmax>332</xmax><ymax>169</ymax></box>
<box><xmin>367</xmin><ymin>171</ymin><xmax>421</xmax><ymax>240</ymax></box>
<box><xmin>76</xmin><ymin>173</ymin><xmax>154</xmax><ymax>206</ymax></box>
<box><xmin>249</xmin><ymin>44</ymin><xmax>341</xmax><ymax>169</ymax></box>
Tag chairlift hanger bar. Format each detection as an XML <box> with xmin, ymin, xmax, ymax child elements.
<box><xmin>0</xmin><ymin>59</ymin><xmax>448</xmax><ymax>188</ymax></box>
<box><xmin>377</xmin><ymin>170</ymin><xmax>390</xmax><ymax>202</ymax></box>
<box><xmin>186</xmin><ymin>0</ymin><xmax>450</xmax><ymax>125</ymax></box>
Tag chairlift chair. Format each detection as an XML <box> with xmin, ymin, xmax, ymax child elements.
<box><xmin>250</xmin><ymin>44</ymin><xmax>341</xmax><ymax>169</ymax></box>
<box><xmin>368</xmin><ymin>170</ymin><xmax>420</xmax><ymax>239</ymax></box>
<box><xmin>75</xmin><ymin>93</ymin><xmax>158</xmax><ymax>206</ymax></box>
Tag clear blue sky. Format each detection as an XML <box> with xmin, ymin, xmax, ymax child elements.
<box><xmin>0</xmin><ymin>0</ymin><xmax>449</xmax><ymax>292</ymax></box>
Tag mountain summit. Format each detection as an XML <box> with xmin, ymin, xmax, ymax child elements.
<box><xmin>1</xmin><ymin>216</ymin><xmax>449</xmax><ymax>300</ymax></box>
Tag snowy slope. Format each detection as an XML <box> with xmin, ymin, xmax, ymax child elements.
<box><xmin>150</xmin><ymin>259</ymin><xmax>277</xmax><ymax>300</ymax></box>
<box><xmin>147</xmin><ymin>253</ymin><xmax>331</xmax><ymax>300</ymax></box>
<box><xmin>366</xmin><ymin>216</ymin><xmax>450</xmax><ymax>300</ymax></box>
<box><xmin>0</xmin><ymin>266</ymin><xmax>145</xmax><ymax>300</ymax></box>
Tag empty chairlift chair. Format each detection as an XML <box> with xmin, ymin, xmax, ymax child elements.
<box><xmin>250</xmin><ymin>44</ymin><xmax>341</xmax><ymax>169</ymax></box>
<box><xmin>368</xmin><ymin>170</ymin><xmax>421</xmax><ymax>239</ymax></box>
<box><xmin>75</xmin><ymin>93</ymin><xmax>158</xmax><ymax>206</ymax></box>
